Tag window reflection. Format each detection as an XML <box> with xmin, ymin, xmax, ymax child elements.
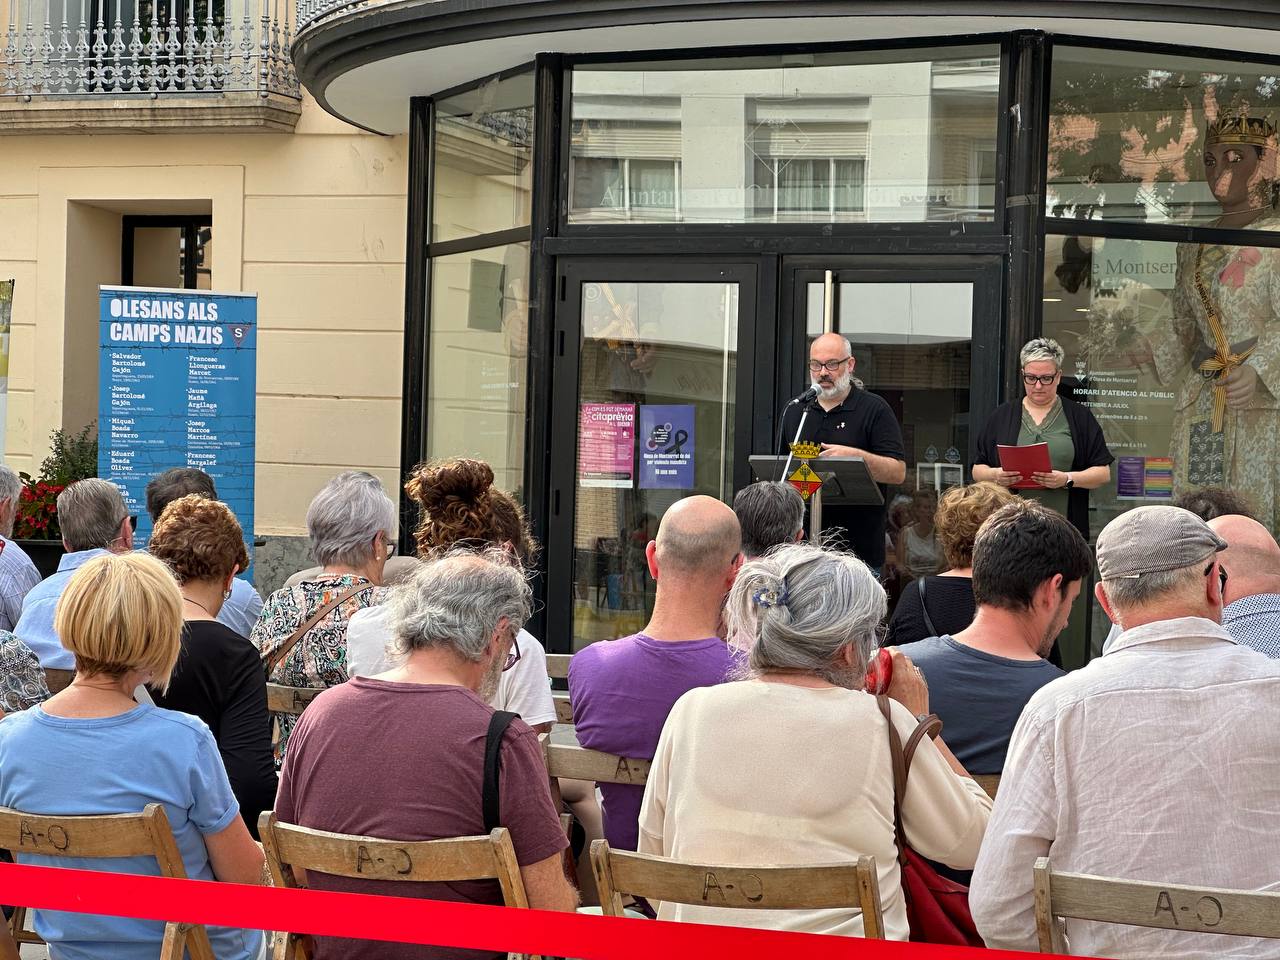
<box><xmin>1048</xmin><ymin>46</ymin><xmax>1280</xmax><ymax>228</ymax></box>
<box><xmin>432</xmin><ymin>71</ymin><xmax>534</xmax><ymax>242</ymax></box>
<box><xmin>569</xmin><ymin>47</ymin><xmax>1000</xmax><ymax>224</ymax></box>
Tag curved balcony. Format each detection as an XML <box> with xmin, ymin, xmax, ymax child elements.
<box><xmin>291</xmin><ymin>0</ymin><xmax>1280</xmax><ymax>135</ymax></box>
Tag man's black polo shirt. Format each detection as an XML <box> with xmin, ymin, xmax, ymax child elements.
<box><xmin>777</xmin><ymin>387</ymin><xmax>906</xmax><ymax>568</ymax></box>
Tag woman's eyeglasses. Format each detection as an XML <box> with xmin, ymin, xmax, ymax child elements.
<box><xmin>1022</xmin><ymin>372</ymin><xmax>1059</xmax><ymax>386</ymax></box>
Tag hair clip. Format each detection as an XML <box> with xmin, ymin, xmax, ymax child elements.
<box><xmin>752</xmin><ymin>584</ymin><xmax>789</xmax><ymax>610</ymax></box>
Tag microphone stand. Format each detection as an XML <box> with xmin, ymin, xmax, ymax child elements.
<box><xmin>777</xmin><ymin>400</ymin><xmax>817</xmax><ymax>483</ymax></box>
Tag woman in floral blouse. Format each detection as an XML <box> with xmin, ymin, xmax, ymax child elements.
<box><xmin>252</xmin><ymin>471</ymin><xmax>396</xmax><ymax>764</ymax></box>
<box><xmin>0</xmin><ymin>630</ymin><xmax>49</xmax><ymax>714</ymax></box>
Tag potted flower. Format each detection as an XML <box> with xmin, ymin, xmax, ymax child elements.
<box><xmin>13</xmin><ymin>424</ymin><xmax>97</xmax><ymax>578</ymax></box>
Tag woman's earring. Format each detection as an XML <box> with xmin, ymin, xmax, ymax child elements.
<box><xmin>223</xmin><ymin>589</ymin><xmax>232</xmax><ymax>601</ymax></box>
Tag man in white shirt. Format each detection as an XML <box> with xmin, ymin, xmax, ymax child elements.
<box><xmin>971</xmin><ymin>505</ymin><xmax>1280</xmax><ymax>958</ymax></box>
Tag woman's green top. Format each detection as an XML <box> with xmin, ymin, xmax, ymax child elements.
<box><xmin>1017</xmin><ymin>398</ymin><xmax>1074</xmax><ymax>520</ymax></box>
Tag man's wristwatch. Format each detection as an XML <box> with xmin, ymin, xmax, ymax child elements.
<box><xmin>1064</xmin><ymin>473</ymin><xmax>1075</xmax><ymax>490</ymax></box>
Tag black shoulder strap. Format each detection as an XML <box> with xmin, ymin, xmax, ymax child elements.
<box><xmin>917</xmin><ymin>577</ymin><xmax>939</xmax><ymax>638</ymax></box>
<box><xmin>482</xmin><ymin>710</ymin><xmax>519</xmax><ymax>834</ymax></box>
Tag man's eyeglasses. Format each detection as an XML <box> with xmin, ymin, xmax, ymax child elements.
<box><xmin>808</xmin><ymin>357</ymin><xmax>852</xmax><ymax>373</ymax></box>
<box><xmin>502</xmin><ymin>627</ymin><xmax>521</xmax><ymax>673</ymax></box>
<box><xmin>1022</xmin><ymin>372</ymin><xmax>1059</xmax><ymax>386</ymax></box>
<box><xmin>1206</xmin><ymin>560</ymin><xmax>1228</xmax><ymax>596</ymax></box>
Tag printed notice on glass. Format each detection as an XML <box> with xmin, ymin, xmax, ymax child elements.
<box><xmin>97</xmin><ymin>286</ymin><xmax>257</xmax><ymax>566</ymax></box>
<box><xmin>578</xmin><ymin>403</ymin><xmax>635</xmax><ymax>488</ymax></box>
<box><xmin>639</xmin><ymin>404</ymin><xmax>695</xmax><ymax>490</ymax></box>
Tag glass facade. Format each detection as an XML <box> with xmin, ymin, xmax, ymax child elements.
<box><xmin>432</xmin><ymin>71</ymin><xmax>534</xmax><ymax>242</ymax></box>
<box><xmin>414</xmin><ymin>34</ymin><xmax>1280</xmax><ymax>655</ymax></box>
<box><xmin>569</xmin><ymin>46</ymin><xmax>1001</xmax><ymax>224</ymax></box>
<box><xmin>1048</xmin><ymin>46</ymin><xmax>1280</xmax><ymax>229</ymax></box>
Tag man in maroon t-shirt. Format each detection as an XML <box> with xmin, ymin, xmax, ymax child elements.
<box><xmin>276</xmin><ymin>550</ymin><xmax>574</xmax><ymax>960</ymax></box>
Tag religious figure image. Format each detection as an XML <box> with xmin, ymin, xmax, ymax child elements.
<box><xmin>1146</xmin><ymin>111</ymin><xmax>1280</xmax><ymax>529</ymax></box>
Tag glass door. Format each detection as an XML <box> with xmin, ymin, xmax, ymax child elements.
<box><xmin>782</xmin><ymin>257</ymin><xmax>1003</xmax><ymax>612</ymax></box>
<box><xmin>547</xmin><ymin>260</ymin><xmax>758</xmax><ymax>653</ymax></box>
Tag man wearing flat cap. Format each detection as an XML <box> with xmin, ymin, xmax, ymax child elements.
<box><xmin>971</xmin><ymin>505</ymin><xmax>1280</xmax><ymax>958</ymax></box>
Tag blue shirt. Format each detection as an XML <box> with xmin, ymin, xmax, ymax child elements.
<box><xmin>218</xmin><ymin>576</ymin><xmax>264</xmax><ymax>638</ymax></box>
<box><xmin>896</xmin><ymin>634</ymin><xmax>1064</xmax><ymax>775</ymax></box>
<box><xmin>0</xmin><ymin>538</ymin><xmax>41</xmax><ymax>632</ymax></box>
<box><xmin>1221</xmin><ymin>594</ymin><xmax>1280</xmax><ymax>659</ymax></box>
<box><xmin>13</xmin><ymin>548</ymin><xmax>110</xmax><ymax>670</ymax></box>
<box><xmin>0</xmin><ymin>704</ymin><xmax>262</xmax><ymax>960</ymax></box>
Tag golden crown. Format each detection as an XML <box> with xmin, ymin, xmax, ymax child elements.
<box><xmin>789</xmin><ymin>441</ymin><xmax>822</xmax><ymax>460</ymax></box>
<box><xmin>1206</xmin><ymin>112</ymin><xmax>1276</xmax><ymax>148</ymax></box>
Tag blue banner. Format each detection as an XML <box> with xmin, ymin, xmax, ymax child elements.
<box><xmin>639</xmin><ymin>404</ymin><xmax>695</xmax><ymax>489</ymax></box>
<box><xmin>98</xmin><ymin>286</ymin><xmax>257</xmax><ymax>567</ymax></box>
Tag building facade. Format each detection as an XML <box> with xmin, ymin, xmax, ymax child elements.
<box><xmin>0</xmin><ymin>0</ymin><xmax>407</xmax><ymax>588</ymax></box>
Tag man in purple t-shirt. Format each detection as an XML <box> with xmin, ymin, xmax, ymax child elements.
<box><xmin>569</xmin><ymin>495</ymin><xmax>743</xmax><ymax>851</ymax></box>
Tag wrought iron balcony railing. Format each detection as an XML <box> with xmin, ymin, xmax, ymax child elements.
<box><xmin>1</xmin><ymin>0</ymin><xmax>298</xmax><ymax>100</ymax></box>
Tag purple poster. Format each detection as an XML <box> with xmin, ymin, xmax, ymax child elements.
<box><xmin>1116</xmin><ymin>456</ymin><xmax>1146</xmax><ymax>499</ymax></box>
<box><xmin>639</xmin><ymin>404</ymin><xmax>695</xmax><ymax>489</ymax></box>
<box><xmin>578</xmin><ymin>403</ymin><xmax>635</xmax><ymax>488</ymax></box>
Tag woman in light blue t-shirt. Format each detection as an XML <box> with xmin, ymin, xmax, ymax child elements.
<box><xmin>0</xmin><ymin>550</ymin><xmax>265</xmax><ymax>960</ymax></box>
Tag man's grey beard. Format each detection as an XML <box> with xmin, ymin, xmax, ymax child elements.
<box><xmin>813</xmin><ymin>369</ymin><xmax>854</xmax><ymax>400</ymax></box>
<box><xmin>478</xmin><ymin>654</ymin><xmax>504</xmax><ymax>702</ymax></box>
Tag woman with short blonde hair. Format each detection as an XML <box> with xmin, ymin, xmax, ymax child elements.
<box><xmin>0</xmin><ymin>552</ymin><xmax>266</xmax><ymax>960</ymax></box>
<box><xmin>887</xmin><ymin>481</ymin><xmax>1017</xmax><ymax>645</ymax></box>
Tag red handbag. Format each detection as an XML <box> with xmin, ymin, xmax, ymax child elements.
<box><xmin>876</xmin><ymin>695</ymin><xmax>986</xmax><ymax>947</ymax></box>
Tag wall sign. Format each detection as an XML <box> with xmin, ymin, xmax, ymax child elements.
<box><xmin>98</xmin><ymin>285</ymin><xmax>257</xmax><ymax>564</ymax></box>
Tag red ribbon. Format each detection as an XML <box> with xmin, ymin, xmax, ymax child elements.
<box><xmin>0</xmin><ymin>861</ymin><xmax>1057</xmax><ymax>959</ymax></box>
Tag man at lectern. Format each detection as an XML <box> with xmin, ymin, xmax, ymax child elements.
<box><xmin>778</xmin><ymin>333</ymin><xmax>906</xmax><ymax>573</ymax></box>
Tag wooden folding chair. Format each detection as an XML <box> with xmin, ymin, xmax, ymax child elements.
<box><xmin>260</xmin><ymin>812</ymin><xmax>531</xmax><ymax>959</ymax></box>
<box><xmin>0</xmin><ymin>803</ymin><xmax>216</xmax><ymax>959</ymax></box>
<box><xmin>1034</xmin><ymin>857</ymin><xmax>1280</xmax><ymax>953</ymax></box>
<box><xmin>551</xmin><ymin>694</ymin><xmax>573</xmax><ymax>726</ymax></box>
<box><xmin>545</xmin><ymin>654</ymin><xmax>571</xmax><ymax>681</ymax></box>
<box><xmin>542</xmin><ymin>742</ymin><xmax>650</xmax><ymax>786</ymax></box>
<box><xmin>590</xmin><ymin>841</ymin><xmax>885</xmax><ymax>939</ymax></box>
<box><xmin>0</xmin><ymin>911</ymin><xmax>18</xmax><ymax>960</ymax></box>
<box><xmin>40</xmin><ymin>668</ymin><xmax>74</xmax><ymax>695</ymax></box>
<box><xmin>265</xmin><ymin>684</ymin><xmax>322</xmax><ymax>716</ymax></box>
<box><xmin>973</xmin><ymin>774</ymin><xmax>1000</xmax><ymax>800</ymax></box>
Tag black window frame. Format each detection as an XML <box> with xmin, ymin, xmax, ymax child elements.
<box><xmin>120</xmin><ymin>214</ymin><xmax>213</xmax><ymax>290</ymax></box>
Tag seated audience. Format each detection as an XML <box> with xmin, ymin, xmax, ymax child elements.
<box><xmin>733</xmin><ymin>481</ymin><xmax>805</xmax><ymax>559</ymax></box>
<box><xmin>887</xmin><ymin>481</ymin><xmax>1017</xmax><ymax>645</ymax></box>
<box><xmin>897</xmin><ymin>499</ymin><xmax>1089</xmax><ymax>774</ymax></box>
<box><xmin>0</xmin><ymin>631</ymin><xmax>48</xmax><ymax>714</ymax></box>
<box><xmin>971</xmin><ymin>505</ymin><xmax>1280</xmax><ymax>957</ymax></box>
<box><xmin>148</xmin><ymin>495</ymin><xmax>277</xmax><ymax>838</ymax></box>
<box><xmin>570</xmin><ymin>495</ymin><xmax>743</xmax><ymax>853</ymax></box>
<box><xmin>252</xmin><ymin>471</ymin><xmax>393</xmax><ymax>764</ymax></box>
<box><xmin>639</xmin><ymin>542</ymin><xmax>992</xmax><ymax>939</ymax></box>
<box><xmin>0</xmin><ymin>465</ymin><xmax>41</xmax><ymax>631</ymax></box>
<box><xmin>145</xmin><ymin>467</ymin><xmax>263</xmax><ymax>637</ymax></box>
<box><xmin>1207</xmin><ymin>514</ymin><xmax>1280</xmax><ymax>658</ymax></box>
<box><xmin>16</xmin><ymin>478</ymin><xmax>134</xmax><ymax>670</ymax></box>
<box><xmin>276</xmin><ymin>549</ymin><xmax>575</xmax><ymax>960</ymax></box>
<box><xmin>346</xmin><ymin>458</ymin><xmax>555</xmax><ymax>731</ymax></box>
<box><xmin>0</xmin><ymin>552</ymin><xmax>264</xmax><ymax>958</ymax></box>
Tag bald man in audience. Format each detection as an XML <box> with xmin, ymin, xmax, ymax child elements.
<box><xmin>569</xmin><ymin>496</ymin><xmax>743</xmax><ymax>854</ymax></box>
<box><xmin>1208</xmin><ymin>514</ymin><xmax>1280</xmax><ymax>658</ymax></box>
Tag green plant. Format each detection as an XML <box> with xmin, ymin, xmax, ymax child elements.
<box><xmin>12</xmin><ymin>424</ymin><xmax>98</xmax><ymax>541</ymax></box>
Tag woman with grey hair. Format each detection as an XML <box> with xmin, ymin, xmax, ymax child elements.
<box><xmin>636</xmin><ymin>543</ymin><xmax>991</xmax><ymax>941</ymax></box>
<box><xmin>252</xmin><ymin>471</ymin><xmax>396</xmax><ymax>764</ymax></box>
<box><xmin>973</xmin><ymin>336</ymin><xmax>1113</xmax><ymax>539</ymax></box>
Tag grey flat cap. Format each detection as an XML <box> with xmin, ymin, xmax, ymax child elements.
<box><xmin>1096</xmin><ymin>505</ymin><xmax>1227</xmax><ymax>580</ymax></box>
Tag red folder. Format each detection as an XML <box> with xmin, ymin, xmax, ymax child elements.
<box><xmin>997</xmin><ymin>442</ymin><xmax>1052</xmax><ymax>489</ymax></box>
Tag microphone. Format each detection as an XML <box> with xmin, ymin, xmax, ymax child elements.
<box><xmin>788</xmin><ymin>386</ymin><xmax>819</xmax><ymax>407</ymax></box>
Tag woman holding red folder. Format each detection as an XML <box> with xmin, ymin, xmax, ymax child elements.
<box><xmin>972</xmin><ymin>337</ymin><xmax>1113</xmax><ymax>540</ymax></box>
